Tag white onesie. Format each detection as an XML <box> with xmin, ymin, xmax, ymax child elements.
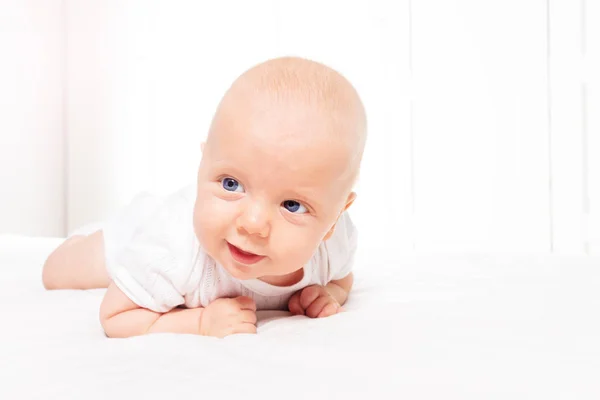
<box><xmin>97</xmin><ymin>185</ymin><xmax>357</xmax><ymax>313</ymax></box>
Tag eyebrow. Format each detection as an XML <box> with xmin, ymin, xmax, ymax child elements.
<box><xmin>210</xmin><ymin>159</ymin><xmax>248</xmax><ymax>177</ymax></box>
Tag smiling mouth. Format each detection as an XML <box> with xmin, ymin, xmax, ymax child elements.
<box><xmin>226</xmin><ymin>242</ymin><xmax>266</xmax><ymax>265</ymax></box>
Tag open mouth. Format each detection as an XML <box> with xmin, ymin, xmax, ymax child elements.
<box><xmin>226</xmin><ymin>242</ymin><xmax>266</xmax><ymax>265</ymax></box>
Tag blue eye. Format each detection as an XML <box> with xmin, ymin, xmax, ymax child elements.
<box><xmin>282</xmin><ymin>200</ymin><xmax>307</xmax><ymax>214</ymax></box>
<box><xmin>221</xmin><ymin>177</ymin><xmax>244</xmax><ymax>193</ymax></box>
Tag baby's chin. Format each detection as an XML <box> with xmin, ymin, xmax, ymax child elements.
<box><xmin>217</xmin><ymin>254</ymin><xmax>265</xmax><ymax>280</ymax></box>
<box><xmin>223</xmin><ymin>262</ymin><xmax>258</xmax><ymax>280</ymax></box>
<box><xmin>220</xmin><ymin>257</ymin><xmax>301</xmax><ymax>285</ymax></box>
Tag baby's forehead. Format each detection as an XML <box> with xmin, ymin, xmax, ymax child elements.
<box><xmin>213</xmin><ymin>124</ymin><xmax>349</xmax><ymax>176</ymax></box>
<box><xmin>207</xmin><ymin>118</ymin><xmax>354</xmax><ymax>195</ymax></box>
<box><xmin>222</xmin><ymin>86</ymin><xmax>358</xmax><ymax>144</ymax></box>
<box><xmin>229</xmin><ymin>101</ymin><xmax>353</xmax><ymax>153</ymax></box>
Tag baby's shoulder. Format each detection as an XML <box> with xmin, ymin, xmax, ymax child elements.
<box><xmin>159</xmin><ymin>184</ymin><xmax>197</xmax><ymax>211</ymax></box>
<box><xmin>326</xmin><ymin>211</ymin><xmax>357</xmax><ymax>251</ymax></box>
<box><xmin>142</xmin><ymin>184</ymin><xmax>196</xmax><ymax>223</ymax></box>
<box><xmin>310</xmin><ymin>211</ymin><xmax>358</xmax><ymax>283</ymax></box>
<box><xmin>119</xmin><ymin>184</ymin><xmax>197</xmax><ymax>249</ymax></box>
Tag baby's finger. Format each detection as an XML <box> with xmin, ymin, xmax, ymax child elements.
<box><xmin>317</xmin><ymin>303</ymin><xmax>339</xmax><ymax>318</ymax></box>
<box><xmin>234</xmin><ymin>296</ymin><xmax>257</xmax><ymax>311</ymax></box>
<box><xmin>287</xmin><ymin>293</ymin><xmax>304</xmax><ymax>315</ymax></box>
<box><xmin>299</xmin><ymin>286</ymin><xmax>322</xmax><ymax>310</ymax></box>
<box><xmin>233</xmin><ymin>323</ymin><xmax>257</xmax><ymax>335</ymax></box>
<box><xmin>239</xmin><ymin>310</ymin><xmax>257</xmax><ymax>325</ymax></box>
<box><xmin>305</xmin><ymin>296</ymin><xmax>332</xmax><ymax>318</ymax></box>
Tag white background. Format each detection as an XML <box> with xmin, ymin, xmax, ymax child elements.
<box><xmin>0</xmin><ymin>0</ymin><xmax>599</xmax><ymax>255</ymax></box>
<box><xmin>0</xmin><ymin>0</ymin><xmax>64</xmax><ymax>237</ymax></box>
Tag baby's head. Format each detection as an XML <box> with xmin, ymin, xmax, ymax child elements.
<box><xmin>194</xmin><ymin>56</ymin><xmax>366</xmax><ymax>284</ymax></box>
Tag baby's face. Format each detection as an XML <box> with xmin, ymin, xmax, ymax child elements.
<box><xmin>193</xmin><ymin>100</ymin><xmax>355</xmax><ymax>283</ymax></box>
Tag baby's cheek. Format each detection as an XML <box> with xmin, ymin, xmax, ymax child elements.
<box><xmin>194</xmin><ymin>197</ymin><xmax>221</xmax><ymax>241</ymax></box>
<box><xmin>194</xmin><ymin>195</ymin><xmax>237</xmax><ymax>239</ymax></box>
<box><xmin>274</xmin><ymin>229</ymin><xmax>322</xmax><ymax>271</ymax></box>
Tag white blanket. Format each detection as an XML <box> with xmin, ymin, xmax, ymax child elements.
<box><xmin>0</xmin><ymin>235</ymin><xmax>599</xmax><ymax>399</ymax></box>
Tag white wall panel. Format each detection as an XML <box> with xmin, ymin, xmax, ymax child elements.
<box><xmin>411</xmin><ymin>0</ymin><xmax>550</xmax><ymax>252</ymax></box>
<box><xmin>549</xmin><ymin>0</ymin><xmax>586</xmax><ymax>255</ymax></box>
<box><xmin>586</xmin><ymin>0</ymin><xmax>600</xmax><ymax>255</ymax></box>
<box><xmin>0</xmin><ymin>0</ymin><xmax>64</xmax><ymax>236</ymax></box>
<box><xmin>66</xmin><ymin>0</ymin><xmax>121</xmax><ymax>232</ymax></box>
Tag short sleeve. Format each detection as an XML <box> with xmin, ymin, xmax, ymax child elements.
<box><xmin>324</xmin><ymin>211</ymin><xmax>358</xmax><ymax>282</ymax></box>
<box><xmin>106</xmin><ymin>190</ymin><xmax>196</xmax><ymax>313</ymax></box>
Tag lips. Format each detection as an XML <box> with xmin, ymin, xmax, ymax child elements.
<box><xmin>227</xmin><ymin>242</ymin><xmax>266</xmax><ymax>265</ymax></box>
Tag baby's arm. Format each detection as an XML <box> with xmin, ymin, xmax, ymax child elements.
<box><xmin>100</xmin><ymin>283</ymin><xmax>257</xmax><ymax>338</ymax></box>
<box><xmin>100</xmin><ymin>282</ymin><xmax>203</xmax><ymax>337</ymax></box>
<box><xmin>325</xmin><ymin>272</ymin><xmax>353</xmax><ymax>305</ymax></box>
<box><xmin>288</xmin><ymin>272</ymin><xmax>354</xmax><ymax>318</ymax></box>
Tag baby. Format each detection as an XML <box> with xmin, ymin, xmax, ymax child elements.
<box><xmin>42</xmin><ymin>56</ymin><xmax>367</xmax><ymax>338</ymax></box>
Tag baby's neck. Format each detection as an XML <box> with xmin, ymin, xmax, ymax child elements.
<box><xmin>257</xmin><ymin>267</ymin><xmax>304</xmax><ymax>287</ymax></box>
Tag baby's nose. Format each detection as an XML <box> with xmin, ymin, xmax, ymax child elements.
<box><xmin>236</xmin><ymin>201</ymin><xmax>271</xmax><ymax>238</ymax></box>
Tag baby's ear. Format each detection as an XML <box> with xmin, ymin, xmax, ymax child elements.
<box><xmin>323</xmin><ymin>192</ymin><xmax>357</xmax><ymax>241</ymax></box>
<box><xmin>344</xmin><ymin>192</ymin><xmax>357</xmax><ymax>211</ymax></box>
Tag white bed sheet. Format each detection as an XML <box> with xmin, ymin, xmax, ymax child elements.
<box><xmin>0</xmin><ymin>235</ymin><xmax>599</xmax><ymax>399</ymax></box>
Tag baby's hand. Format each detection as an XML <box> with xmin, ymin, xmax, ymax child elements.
<box><xmin>288</xmin><ymin>285</ymin><xmax>343</xmax><ymax>318</ymax></box>
<box><xmin>199</xmin><ymin>296</ymin><xmax>257</xmax><ymax>338</ymax></box>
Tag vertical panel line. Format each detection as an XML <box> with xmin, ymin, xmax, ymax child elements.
<box><xmin>409</xmin><ymin>0</ymin><xmax>416</xmax><ymax>251</ymax></box>
<box><xmin>546</xmin><ymin>0</ymin><xmax>554</xmax><ymax>252</ymax></box>
<box><xmin>150</xmin><ymin>0</ymin><xmax>157</xmax><ymax>193</ymax></box>
<box><xmin>581</xmin><ymin>0</ymin><xmax>590</xmax><ymax>254</ymax></box>
<box><xmin>61</xmin><ymin>0</ymin><xmax>69</xmax><ymax>236</ymax></box>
